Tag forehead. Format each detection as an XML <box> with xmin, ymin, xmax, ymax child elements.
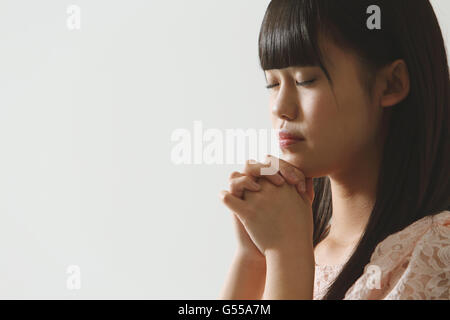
<box><xmin>264</xmin><ymin>65</ymin><xmax>320</xmax><ymax>77</ymax></box>
<box><xmin>264</xmin><ymin>38</ymin><xmax>357</xmax><ymax>80</ymax></box>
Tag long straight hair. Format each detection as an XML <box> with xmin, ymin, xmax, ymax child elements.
<box><xmin>259</xmin><ymin>0</ymin><xmax>450</xmax><ymax>299</ymax></box>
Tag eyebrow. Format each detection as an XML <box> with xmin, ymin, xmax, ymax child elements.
<box><xmin>264</xmin><ymin>65</ymin><xmax>319</xmax><ymax>79</ymax></box>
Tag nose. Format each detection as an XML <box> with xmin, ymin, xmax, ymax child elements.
<box><xmin>271</xmin><ymin>86</ymin><xmax>299</xmax><ymax>121</ymax></box>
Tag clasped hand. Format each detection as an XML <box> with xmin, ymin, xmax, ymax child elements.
<box><xmin>220</xmin><ymin>155</ymin><xmax>315</xmax><ymax>257</ymax></box>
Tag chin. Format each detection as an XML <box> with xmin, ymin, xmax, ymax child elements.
<box><xmin>280</xmin><ymin>153</ymin><xmax>325</xmax><ymax>179</ymax></box>
<box><xmin>280</xmin><ymin>153</ymin><xmax>304</xmax><ymax>170</ymax></box>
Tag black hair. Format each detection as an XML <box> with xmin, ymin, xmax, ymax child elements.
<box><xmin>259</xmin><ymin>0</ymin><xmax>450</xmax><ymax>299</ymax></box>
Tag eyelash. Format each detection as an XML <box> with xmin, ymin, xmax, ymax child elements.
<box><xmin>266</xmin><ymin>79</ymin><xmax>316</xmax><ymax>90</ymax></box>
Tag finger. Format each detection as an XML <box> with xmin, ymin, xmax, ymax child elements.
<box><xmin>229</xmin><ymin>176</ymin><xmax>261</xmax><ymax>198</ymax></box>
<box><xmin>244</xmin><ymin>159</ymin><xmax>285</xmax><ymax>186</ymax></box>
<box><xmin>280</xmin><ymin>165</ymin><xmax>306</xmax><ymax>186</ymax></box>
<box><xmin>305</xmin><ymin>177</ymin><xmax>315</xmax><ymax>204</ymax></box>
<box><xmin>260</xmin><ymin>155</ymin><xmax>280</xmax><ymax>176</ymax></box>
<box><xmin>219</xmin><ymin>190</ymin><xmax>251</xmax><ymax>218</ymax></box>
<box><xmin>264</xmin><ymin>155</ymin><xmax>304</xmax><ymax>186</ymax></box>
<box><xmin>228</xmin><ymin>171</ymin><xmax>244</xmax><ymax>181</ymax></box>
<box><xmin>295</xmin><ymin>181</ymin><xmax>306</xmax><ymax>196</ymax></box>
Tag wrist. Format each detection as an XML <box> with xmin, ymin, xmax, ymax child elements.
<box><xmin>265</xmin><ymin>241</ymin><xmax>315</xmax><ymax>275</ymax></box>
<box><xmin>265</xmin><ymin>239</ymin><xmax>314</xmax><ymax>260</ymax></box>
<box><xmin>235</xmin><ymin>249</ymin><xmax>266</xmax><ymax>266</ymax></box>
<box><xmin>265</xmin><ymin>247</ymin><xmax>315</xmax><ymax>266</ymax></box>
<box><xmin>264</xmin><ymin>245</ymin><xmax>315</xmax><ymax>300</ymax></box>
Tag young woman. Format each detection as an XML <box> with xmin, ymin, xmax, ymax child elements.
<box><xmin>219</xmin><ymin>0</ymin><xmax>449</xmax><ymax>300</ymax></box>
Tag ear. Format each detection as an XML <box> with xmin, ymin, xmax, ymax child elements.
<box><xmin>379</xmin><ymin>59</ymin><xmax>410</xmax><ymax>108</ymax></box>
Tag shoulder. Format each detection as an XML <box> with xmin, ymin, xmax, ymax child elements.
<box><xmin>370</xmin><ymin>210</ymin><xmax>450</xmax><ymax>268</ymax></box>
<box><xmin>344</xmin><ymin>210</ymin><xmax>450</xmax><ymax>300</ymax></box>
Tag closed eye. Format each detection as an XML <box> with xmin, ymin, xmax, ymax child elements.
<box><xmin>266</xmin><ymin>83</ymin><xmax>279</xmax><ymax>89</ymax></box>
<box><xmin>265</xmin><ymin>79</ymin><xmax>316</xmax><ymax>89</ymax></box>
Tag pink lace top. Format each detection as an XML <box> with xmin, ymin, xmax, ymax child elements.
<box><xmin>313</xmin><ymin>210</ymin><xmax>450</xmax><ymax>300</ymax></box>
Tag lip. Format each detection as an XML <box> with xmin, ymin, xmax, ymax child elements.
<box><xmin>279</xmin><ymin>130</ymin><xmax>305</xmax><ymax>140</ymax></box>
<box><xmin>279</xmin><ymin>138</ymin><xmax>304</xmax><ymax>148</ymax></box>
<box><xmin>278</xmin><ymin>130</ymin><xmax>305</xmax><ymax>148</ymax></box>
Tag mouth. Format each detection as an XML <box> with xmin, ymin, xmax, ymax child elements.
<box><xmin>278</xmin><ymin>130</ymin><xmax>305</xmax><ymax>148</ymax></box>
<box><xmin>279</xmin><ymin>138</ymin><xmax>305</xmax><ymax>148</ymax></box>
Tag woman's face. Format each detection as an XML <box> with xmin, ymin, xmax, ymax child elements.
<box><xmin>265</xmin><ymin>38</ymin><xmax>385</xmax><ymax>178</ymax></box>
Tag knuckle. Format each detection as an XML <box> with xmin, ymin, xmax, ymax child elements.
<box><xmin>296</xmin><ymin>172</ymin><xmax>307</xmax><ymax>185</ymax></box>
<box><xmin>228</xmin><ymin>179</ymin><xmax>238</xmax><ymax>190</ymax></box>
<box><xmin>228</xmin><ymin>171</ymin><xmax>241</xmax><ymax>181</ymax></box>
<box><xmin>244</xmin><ymin>176</ymin><xmax>256</xmax><ymax>184</ymax></box>
<box><xmin>244</xmin><ymin>159</ymin><xmax>257</xmax><ymax>173</ymax></box>
<box><xmin>245</xmin><ymin>159</ymin><xmax>256</xmax><ymax>167</ymax></box>
<box><xmin>293</xmin><ymin>168</ymin><xmax>306</xmax><ymax>179</ymax></box>
<box><xmin>221</xmin><ymin>192</ymin><xmax>232</xmax><ymax>203</ymax></box>
<box><xmin>229</xmin><ymin>177</ymin><xmax>249</xmax><ymax>194</ymax></box>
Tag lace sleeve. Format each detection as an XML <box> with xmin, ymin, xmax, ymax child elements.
<box><xmin>344</xmin><ymin>210</ymin><xmax>450</xmax><ymax>300</ymax></box>
<box><xmin>383</xmin><ymin>217</ymin><xmax>450</xmax><ymax>299</ymax></box>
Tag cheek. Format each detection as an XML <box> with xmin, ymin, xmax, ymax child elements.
<box><xmin>303</xmin><ymin>91</ymin><xmax>340</xmax><ymax>139</ymax></box>
<box><xmin>305</xmin><ymin>89</ymin><xmax>370</xmax><ymax>156</ymax></box>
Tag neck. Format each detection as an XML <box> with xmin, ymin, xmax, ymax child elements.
<box><xmin>326</xmin><ymin>139</ymin><xmax>384</xmax><ymax>247</ymax></box>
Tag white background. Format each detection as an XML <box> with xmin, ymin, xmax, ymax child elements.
<box><xmin>0</xmin><ymin>0</ymin><xmax>448</xmax><ymax>299</ymax></box>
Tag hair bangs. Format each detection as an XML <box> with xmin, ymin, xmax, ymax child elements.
<box><xmin>258</xmin><ymin>0</ymin><xmax>324</xmax><ymax>71</ymax></box>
